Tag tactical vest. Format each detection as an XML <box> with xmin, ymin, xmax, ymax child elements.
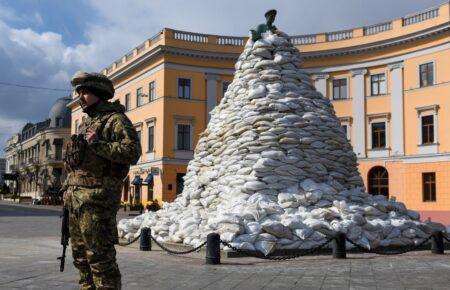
<box><xmin>64</xmin><ymin>112</ymin><xmax>129</xmax><ymax>187</ymax></box>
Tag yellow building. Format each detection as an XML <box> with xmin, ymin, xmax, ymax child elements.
<box><xmin>68</xmin><ymin>3</ymin><xmax>450</xmax><ymax>222</ymax></box>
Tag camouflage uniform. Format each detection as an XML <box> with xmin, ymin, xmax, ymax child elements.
<box><xmin>63</xmin><ymin>72</ymin><xmax>141</xmax><ymax>290</ymax></box>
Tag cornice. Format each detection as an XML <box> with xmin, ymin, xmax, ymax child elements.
<box><xmin>301</xmin><ymin>22</ymin><xmax>449</xmax><ymax>59</ymax></box>
<box><xmin>107</xmin><ymin>22</ymin><xmax>448</xmax><ymax>81</ymax></box>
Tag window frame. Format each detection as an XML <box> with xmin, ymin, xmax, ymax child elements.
<box><xmin>136</xmin><ymin>87</ymin><xmax>144</xmax><ymax>107</ymax></box>
<box><xmin>368</xmin><ymin>166</ymin><xmax>389</xmax><ymax>198</ymax></box>
<box><xmin>416</xmin><ymin>105</ymin><xmax>439</xmax><ymax>151</ymax></box>
<box><xmin>177</xmin><ymin>78</ymin><xmax>192</xmax><ymax>99</ymax></box>
<box><xmin>419</xmin><ymin>61</ymin><xmax>434</xmax><ymax>88</ymax></box>
<box><xmin>125</xmin><ymin>93</ymin><xmax>131</xmax><ymax>111</ymax></box>
<box><xmin>147</xmin><ymin>125</ymin><xmax>154</xmax><ymax>152</ymax></box>
<box><xmin>370</xmin><ymin>73</ymin><xmax>386</xmax><ymax>96</ymax></box>
<box><xmin>176</xmin><ymin>123</ymin><xmax>191</xmax><ymax>151</ymax></box>
<box><xmin>148</xmin><ymin>81</ymin><xmax>156</xmax><ymax>102</ymax></box>
<box><xmin>332</xmin><ymin>78</ymin><xmax>348</xmax><ymax>100</ymax></box>
<box><xmin>422</xmin><ymin>172</ymin><xmax>436</xmax><ymax>202</ymax></box>
<box><xmin>421</xmin><ymin>115</ymin><xmax>434</xmax><ymax>145</ymax></box>
<box><xmin>371</xmin><ymin>121</ymin><xmax>386</xmax><ymax>149</ymax></box>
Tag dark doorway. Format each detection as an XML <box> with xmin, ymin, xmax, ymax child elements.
<box><xmin>176</xmin><ymin>173</ymin><xmax>186</xmax><ymax>196</ymax></box>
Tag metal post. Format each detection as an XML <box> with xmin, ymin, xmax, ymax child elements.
<box><xmin>333</xmin><ymin>232</ymin><xmax>346</xmax><ymax>259</ymax></box>
<box><xmin>431</xmin><ymin>231</ymin><xmax>444</xmax><ymax>254</ymax></box>
<box><xmin>140</xmin><ymin>227</ymin><xmax>151</xmax><ymax>251</ymax></box>
<box><xmin>206</xmin><ymin>233</ymin><xmax>221</xmax><ymax>265</ymax></box>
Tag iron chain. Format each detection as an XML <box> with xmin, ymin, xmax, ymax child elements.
<box><xmin>220</xmin><ymin>238</ymin><xmax>333</xmax><ymax>260</ymax></box>
<box><xmin>117</xmin><ymin>234</ymin><xmax>141</xmax><ymax>247</ymax></box>
<box><xmin>150</xmin><ymin>234</ymin><xmax>207</xmax><ymax>255</ymax></box>
<box><xmin>345</xmin><ymin>235</ymin><xmax>432</xmax><ymax>255</ymax></box>
<box><xmin>443</xmin><ymin>235</ymin><xmax>450</xmax><ymax>243</ymax></box>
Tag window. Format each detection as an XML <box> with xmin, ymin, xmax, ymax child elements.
<box><xmin>423</xmin><ymin>172</ymin><xmax>436</xmax><ymax>202</ymax></box>
<box><xmin>368</xmin><ymin>166</ymin><xmax>389</xmax><ymax>198</ymax></box>
<box><xmin>136</xmin><ymin>130</ymin><xmax>142</xmax><ymax>159</ymax></box>
<box><xmin>177</xmin><ymin>124</ymin><xmax>190</xmax><ymax>150</ymax></box>
<box><xmin>147</xmin><ymin>126</ymin><xmax>154</xmax><ymax>152</ymax></box>
<box><xmin>45</xmin><ymin>141</ymin><xmax>50</xmax><ymax>157</ymax></box>
<box><xmin>341</xmin><ymin>124</ymin><xmax>349</xmax><ymax>140</ymax></box>
<box><xmin>371</xmin><ymin>122</ymin><xmax>386</xmax><ymax>148</ymax></box>
<box><xmin>421</xmin><ymin>115</ymin><xmax>434</xmax><ymax>144</ymax></box>
<box><xmin>420</xmin><ymin>62</ymin><xmax>434</xmax><ymax>87</ymax></box>
<box><xmin>55</xmin><ymin>117</ymin><xmax>63</xmax><ymax>127</ymax></box>
<box><xmin>176</xmin><ymin>173</ymin><xmax>186</xmax><ymax>195</ymax></box>
<box><xmin>178</xmin><ymin>78</ymin><xmax>191</xmax><ymax>99</ymax></box>
<box><xmin>125</xmin><ymin>93</ymin><xmax>131</xmax><ymax>111</ymax></box>
<box><xmin>370</xmin><ymin>73</ymin><xmax>386</xmax><ymax>96</ymax></box>
<box><xmin>222</xmin><ymin>81</ymin><xmax>231</xmax><ymax>97</ymax></box>
<box><xmin>136</xmin><ymin>130</ymin><xmax>141</xmax><ymax>144</ymax></box>
<box><xmin>149</xmin><ymin>81</ymin><xmax>156</xmax><ymax>101</ymax></box>
<box><xmin>332</xmin><ymin>79</ymin><xmax>347</xmax><ymax>100</ymax></box>
<box><xmin>136</xmin><ymin>87</ymin><xmax>143</xmax><ymax>107</ymax></box>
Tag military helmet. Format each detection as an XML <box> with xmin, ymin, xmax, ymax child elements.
<box><xmin>71</xmin><ymin>71</ymin><xmax>115</xmax><ymax>100</ymax></box>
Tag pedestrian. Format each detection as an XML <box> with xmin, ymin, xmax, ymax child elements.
<box><xmin>62</xmin><ymin>71</ymin><xmax>141</xmax><ymax>289</ymax></box>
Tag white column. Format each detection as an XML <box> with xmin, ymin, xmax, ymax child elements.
<box><xmin>433</xmin><ymin>111</ymin><xmax>439</xmax><ymax>144</ymax></box>
<box><xmin>385</xmin><ymin>119</ymin><xmax>390</xmax><ymax>149</ymax></box>
<box><xmin>417</xmin><ymin>114</ymin><xmax>422</xmax><ymax>145</ymax></box>
<box><xmin>205</xmin><ymin>74</ymin><xmax>220</xmax><ymax>124</ymax></box>
<box><xmin>388</xmin><ymin>62</ymin><xmax>404</xmax><ymax>156</ymax></box>
<box><xmin>350</xmin><ymin>69</ymin><xmax>367</xmax><ymax>158</ymax></box>
<box><xmin>312</xmin><ymin>73</ymin><xmax>329</xmax><ymax>97</ymax></box>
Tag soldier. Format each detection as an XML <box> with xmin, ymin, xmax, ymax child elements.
<box><xmin>62</xmin><ymin>71</ymin><xmax>141</xmax><ymax>289</ymax></box>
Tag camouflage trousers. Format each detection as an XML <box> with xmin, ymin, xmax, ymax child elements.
<box><xmin>69</xmin><ymin>204</ymin><xmax>121</xmax><ymax>290</ymax></box>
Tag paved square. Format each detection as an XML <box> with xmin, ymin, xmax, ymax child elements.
<box><xmin>0</xmin><ymin>202</ymin><xmax>449</xmax><ymax>290</ymax></box>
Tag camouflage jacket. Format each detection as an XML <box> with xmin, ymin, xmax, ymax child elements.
<box><xmin>63</xmin><ymin>100</ymin><xmax>141</xmax><ymax>209</ymax></box>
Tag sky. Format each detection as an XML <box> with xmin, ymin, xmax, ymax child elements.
<box><xmin>0</xmin><ymin>0</ymin><xmax>445</xmax><ymax>157</ymax></box>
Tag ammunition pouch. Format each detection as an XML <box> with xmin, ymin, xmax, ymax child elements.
<box><xmin>64</xmin><ymin>134</ymin><xmax>88</xmax><ymax>169</ymax></box>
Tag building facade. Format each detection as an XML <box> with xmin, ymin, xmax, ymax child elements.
<box><xmin>4</xmin><ymin>97</ymin><xmax>72</xmax><ymax>201</ymax></box>
<box><xmin>0</xmin><ymin>158</ymin><xmax>5</xmax><ymax>185</ymax></box>
<box><xmin>68</xmin><ymin>3</ymin><xmax>450</xmax><ymax>221</ymax></box>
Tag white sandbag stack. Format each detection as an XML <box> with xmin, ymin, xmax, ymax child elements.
<box><xmin>118</xmin><ymin>31</ymin><xmax>445</xmax><ymax>255</ymax></box>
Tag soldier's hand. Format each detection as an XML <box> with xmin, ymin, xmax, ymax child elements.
<box><xmin>85</xmin><ymin>129</ymin><xmax>99</xmax><ymax>144</ymax></box>
<box><xmin>62</xmin><ymin>191</ymin><xmax>68</xmax><ymax>203</ymax></box>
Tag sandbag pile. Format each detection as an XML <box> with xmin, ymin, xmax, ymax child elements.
<box><xmin>118</xmin><ymin>31</ymin><xmax>444</xmax><ymax>255</ymax></box>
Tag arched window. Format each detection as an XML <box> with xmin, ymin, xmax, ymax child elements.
<box><xmin>368</xmin><ymin>166</ymin><xmax>389</xmax><ymax>198</ymax></box>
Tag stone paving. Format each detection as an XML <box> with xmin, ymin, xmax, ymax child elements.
<box><xmin>1</xmin><ymin>202</ymin><xmax>450</xmax><ymax>290</ymax></box>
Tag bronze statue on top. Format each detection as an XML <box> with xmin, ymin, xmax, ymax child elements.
<box><xmin>250</xmin><ymin>9</ymin><xmax>278</xmax><ymax>41</ymax></box>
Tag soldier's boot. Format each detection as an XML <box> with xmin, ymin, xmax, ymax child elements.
<box><xmin>91</xmin><ymin>267</ymin><xmax>121</xmax><ymax>290</ymax></box>
<box><xmin>88</xmin><ymin>251</ymin><xmax>121</xmax><ymax>290</ymax></box>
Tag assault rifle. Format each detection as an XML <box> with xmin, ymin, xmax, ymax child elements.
<box><xmin>57</xmin><ymin>206</ymin><xmax>70</xmax><ymax>272</ymax></box>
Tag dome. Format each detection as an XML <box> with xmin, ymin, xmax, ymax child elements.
<box><xmin>48</xmin><ymin>97</ymin><xmax>71</xmax><ymax>128</ymax></box>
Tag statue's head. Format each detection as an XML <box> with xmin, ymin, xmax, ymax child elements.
<box><xmin>265</xmin><ymin>9</ymin><xmax>277</xmax><ymax>24</ymax></box>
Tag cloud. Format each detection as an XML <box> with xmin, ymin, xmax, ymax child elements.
<box><xmin>0</xmin><ymin>116</ymin><xmax>27</xmax><ymax>155</ymax></box>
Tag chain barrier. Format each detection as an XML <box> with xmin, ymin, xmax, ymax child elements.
<box><xmin>150</xmin><ymin>234</ymin><xmax>207</xmax><ymax>255</ymax></box>
<box><xmin>345</xmin><ymin>235</ymin><xmax>433</xmax><ymax>256</ymax></box>
<box><xmin>443</xmin><ymin>235</ymin><xmax>450</xmax><ymax>243</ymax></box>
<box><xmin>118</xmin><ymin>230</ymin><xmax>448</xmax><ymax>258</ymax></box>
<box><xmin>117</xmin><ymin>234</ymin><xmax>141</xmax><ymax>247</ymax></box>
<box><xmin>220</xmin><ymin>238</ymin><xmax>333</xmax><ymax>260</ymax></box>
